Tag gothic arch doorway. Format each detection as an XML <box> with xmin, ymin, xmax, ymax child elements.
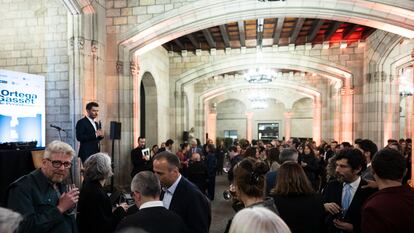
<box><xmin>140</xmin><ymin>72</ymin><xmax>158</xmax><ymax>147</ymax></box>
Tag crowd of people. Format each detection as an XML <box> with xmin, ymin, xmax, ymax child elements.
<box><xmin>1</xmin><ymin>103</ymin><xmax>414</xmax><ymax>233</ymax></box>
<box><xmin>1</xmin><ymin>136</ymin><xmax>414</xmax><ymax>233</ymax></box>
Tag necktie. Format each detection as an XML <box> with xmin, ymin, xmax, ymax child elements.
<box><xmin>342</xmin><ymin>183</ymin><xmax>352</xmax><ymax>215</ymax></box>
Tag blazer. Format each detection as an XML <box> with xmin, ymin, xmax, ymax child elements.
<box><xmin>76</xmin><ymin>117</ymin><xmax>103</xmax><ymax>162</ymax></box>
<box><xmin>322</xmin><ymin>178</ymin><xmax>376</xmax><ymax>233</ymax></box>
<box><xmin>272</xmin><ymin>193</ymin><xmax>325</xmax><ymax>233</ymax></box>
<box><xmin>187</xmin><ymin>147</ymin><xmax>203</xmax><ymax>159</ymax></box>
<box><xmin>168</xmin><ymin>176</ymin><xmax>211</xmax><ymax>233</ymax></box>
<box><xmin>77</xmin><ymin>180</ymin><xmax>126</xmax><ymax>233</ymax></box>
<box><xmin>116</xmin><ymin>206</ymin><xmax>188</xmax><ymax>233</ymax></box>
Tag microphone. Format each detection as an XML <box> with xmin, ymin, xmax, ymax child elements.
<box><xmin>50</xmin><ymin>124</ymin><xmax>66</xmax><ymax>132</ymax></box>
<box><xmin>97</xmin><ymin>121</ymin><xmax>102</xmax><ymax>130</ymax></box>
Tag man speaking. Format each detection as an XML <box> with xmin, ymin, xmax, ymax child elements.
<box><xmin>76</xmin><ymin>102</ymin><xmax>104</xmax><ymax>162</ymax></box>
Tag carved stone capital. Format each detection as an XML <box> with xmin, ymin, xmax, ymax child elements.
<box><xmin>340</xmin><ymin>87</ymin><xmax>354</xmax><ymax>96</ymax></box>
<box><xmin>91</xmin><ymin>40</ymin><xmax>98</xmax><ymax>54</ymax></box>
<box><xmin>130</xmin><ymin>61</ymin><xmax>139</xmax><ymax>77</ymax></box>
<box><xmin>116</xmin><ymin>61</ymin><xmax>123</xmax><ymax>74</ymax></box>
<box><xmin>69</xmin><ymin>36</ymin><xmax>85</xmax><ymax>49</ymax></box>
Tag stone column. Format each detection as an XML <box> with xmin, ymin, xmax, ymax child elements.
<box><xmin>207</xmin><ymin>112</ymin><xmax>217</xmax><ymax>143</ymax></box>
<box><xmin>284</xmin><ymin>111</ymin><xmax>293</xmax><ymax>141</ymax></box>
<box><xmin>411</xmin><ymin>49</ymin><xmax>414</xmax><ymax>184</ymax></box>
<box><xmin>246</xmin><ymin>112</ymin><xmax>254</xmax><ymax>142</ymax></box>
<box><xmin>340</xmin><ymin>79</ymin><xmax>354</xmax><ymax>143</ymax></box>
<box><xmin>312</xmin><ymin>97</ymin><xmax>322</xmax><ymax>145</ymax></box>
<box><xmin>131</xmin><ymin>57</ymin><xmax>140</xmax><ymax>147</ymax></box>
<box><xmin>405</xmin><ymin>95</ymin><xmax>413</xmax><ymax>138</ymax></box>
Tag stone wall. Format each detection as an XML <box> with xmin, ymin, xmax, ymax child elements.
<box><xmin>0</xmin><ymin>0</ymin><xmax>71</xmax><ymax>144</ymax></box>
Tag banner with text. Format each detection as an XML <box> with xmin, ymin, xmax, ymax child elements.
<box><xmin>0</xmin><ymin>69</ymin><xmax>45</xmax><ymax>146</ymax></box>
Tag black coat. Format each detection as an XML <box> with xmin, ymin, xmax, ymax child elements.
<box><xmin>272</xmin><ymin>193</ymin><xmax>325</xmax><ymax>233</ymax></box>
<box><xmin>130</xmin><ymin>146</ymin><xmax>152</xmax><ymax>178</ymax></box>
<box><xmin>322</xmin><ymin>179</ymin><xmax>376</xmax><ymax>233</ymax></box>
<box><xmin>116</xmin><ymin>206</ymin><xmax>188</xmax><ymax>233</ymax></box>
<box><xmin>77</xmin><ymin>180</ymin><xmax>126</xmax><ymax>233</ymax></box>
<box><xmin>76</xmin><ymin>117</ymin><xmax>103</xmax><ymax>162</ymax></box>
<box><xmin>167</xmin><ymin>177</ymin><xmax>211</xmax><ymax>233</ymax></box>
<box><xmin>187</xmin><ymin>161</ymin><xmax>208</xmax><ymax>193</ymax></box>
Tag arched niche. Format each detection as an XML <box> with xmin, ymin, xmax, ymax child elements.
<box><xmin>216</xmin><ymin>99</ymin><xmax>247</xmax><ymax>139</ymax></box>
<box><xmin>291</xmin><ymin>98</ymin><xmax>314</xmax><ymax>138</ymax></box>
<box><xmin>140</xmin><ymin>72</ymin><xmax>158</xmax><ymax>147</ymax></box>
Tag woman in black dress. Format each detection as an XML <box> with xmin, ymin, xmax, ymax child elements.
<box><xmin>77</xmin><ymin>153</ymin><xmax>127</xmax><ymax>233</ymax></box>
<box><xmin>271</xmin><ymin>162</ymin><xmax>325</xmax><ymax>233</ymax></box>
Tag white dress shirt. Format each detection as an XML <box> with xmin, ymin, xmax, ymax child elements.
<box><xmin>86</xmin><ymin>116</ymin><xmax>97</xmax><ymax>131</ymax></box>
<box><xmin>139</xmin><ymin>200</ymin><xmax>164</xmax><ymax>210</ymax></box>
<box><xmin>162</xmin><ymin>174</ymin><xmax>182</xmax><ymax>209</ymax></box>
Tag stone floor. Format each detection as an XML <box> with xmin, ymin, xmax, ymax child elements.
<box><xmin>209</xmin><ymin>174</ymin><xmax>234</xmax><ymax>233</ymax></box>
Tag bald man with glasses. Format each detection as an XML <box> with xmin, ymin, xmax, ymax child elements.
<box><xmin>6</xmin><ymin>140</ymin><xmax>79</xmax><ymax>233</ymax></box>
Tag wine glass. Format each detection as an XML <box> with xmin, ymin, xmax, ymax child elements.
<box><xmin>66</xmin><ymin>184</ymin><xmax>77</xmax><ymax>215</ymax></box>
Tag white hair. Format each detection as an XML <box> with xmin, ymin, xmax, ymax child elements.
<box><xmin>0</xmin><ymin>207</ymin><xmax>22</xmax><ymax>233</ymax></box>
<box><xmin>84</xmin><ymin>153</ymin><xmax>113</xmax><ymax>181</ymax></box>
<box><xmin>43</xmin><ymin>140</ymin><xmax>75</xmax><ymax>159</ymax></box>
<box><xmin>229</xmin><ymin>207</ymin><xmax>291</xmax><ymax>233</ymax></box>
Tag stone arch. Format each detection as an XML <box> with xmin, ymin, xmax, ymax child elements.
<box><xmin>197</xmin><ymin>82</ymin><xmax>322</xmax><ymax>143</ymax></box>
<box><xmin>373</xmin><ymin>37</ymin><xmax>414</xmax><ymax>145</ymax></box>
<box><xmin>119</xmin><ymin>0</ymin><xmax>414</xmax><ymax>54</ymax></box>
<box><xmin>175</xmin><ymin>52</ymin><xmax>352</xmax><ymax>90</ymax></box>
<box><xmin>139</xmin><ymin>72</ymin><xmax>159</xmax><ymax>148</ymax></box>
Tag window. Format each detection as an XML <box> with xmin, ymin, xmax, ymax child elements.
<box><xmin>224</xmin><ymin>130</ymin><xmax>238</xmax><ymax>139</ymax></box>
<box><xmin>258</xmin><ymin>123</ymin><xmax>279</xmax><ymax>140</ymax></box>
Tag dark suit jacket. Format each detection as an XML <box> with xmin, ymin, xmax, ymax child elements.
<box><xmin>187</xmin><ymin>147</ymin><xmax>203</xmax><ymax>159</ymax></box>
<box><xmin>322</xmin><ymin>178</ymin><xmax>376</xmax><ymax>233</ymax></box>
<box><xmin>272</xmin><ymin>193</ymin><xmax>325</xmax><ymax>233</ymax></box>
<box><xmin>116</xmin><ymin>206</ymin><xmax>188</xmax><ymax>233</ymax></box>
<box><xmin>168</xmin><ymin>176</ymin><xmax>210</xmax><ymax>233</ymax></box>
<box><xmin>77</xmin><ymin>180</ymin><xmax>126</xmax><ymax>233</ymax></box>
<box><xmin>76</xmin><ymin>117</ymin><xmax>103</xmax><ymax>162</ymax></box>
<box><xmin>187</xmin><ymin>161</ymin><xmax>208</xmax><ymax>193</ymax></box>
<box><xmin>130</xmin><ymin>147</ymin><xmax>151</xmax><ymax>178</ymax></box>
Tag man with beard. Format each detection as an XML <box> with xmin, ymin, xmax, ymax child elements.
<box><xmin>322</xmin><ymin>148</ymin><xmax>376</xmax><ymax>233</ymax></box>
<box><xmin>131</xmin><ymin>136</ymin><xmax>151</xmax><ymax>178</ymax></box>
<box><xmin>6</xmin><ymin>141</ymin><xmax>79</xmax><ymax>233</ymax></box>
<box><xmin>76</xmin><ymin>102</ymin><xmax>104</xmax><ymax>163</ymax></box>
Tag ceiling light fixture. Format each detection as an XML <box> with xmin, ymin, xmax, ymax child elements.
<box><xmin>245</xmin><ymin>68</ymin><xmax>275</xmax><ymax>84</ymax></box>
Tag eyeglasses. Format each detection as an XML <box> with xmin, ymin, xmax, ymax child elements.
<box><xmin>46</xmin><ymin>159</ymin><xmax>72</xmax><ymax>168</ymax></box>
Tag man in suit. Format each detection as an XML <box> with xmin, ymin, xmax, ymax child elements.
<box><xmin>358</xmin><ymin>139</ymin><xmax>378</xmax><ymax>181</ymax></box>
<box><xmin>153</xmin><ymin>151</ymin><xmax>210</xmax><ymax>233</ymax></box>
<box><xmin>187</xmin><ymin>153</ymin><xmax>208</xmax><ymax>193</ymax></box>
<box><xmin>76</xmin><ymin>102</ymin><xmax>104</xmax><ymax>162</ymax></box>
<box><xmin>323</xmin><ymin>148</ymin><xmax>376</xmax><ymax>233</ymax></box>
<box><xmin>187</xmin><ymin>139</ymin><xmax>203</xmax><ymax>160</ymax></box>
<box><xmin>116</xmin><ymin>171</ymin><xmax>188</xmax><ymax>233</ymax></box>
<box><xmin>265</xmin><ymin>148</ymin><xmax>298</xmax><ymax>195</ymax></box>
<box><xmin>130</xmin><ymin>136</ymin><xmax>151</xmax><ymax>178</ymax></box>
